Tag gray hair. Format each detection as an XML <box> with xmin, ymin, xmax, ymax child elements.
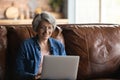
<box><xmin>32</xmin><ymin>11</ymin><xmax>56</xmax><ymax>32</ymax></box>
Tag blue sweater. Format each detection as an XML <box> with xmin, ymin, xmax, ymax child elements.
<box><xmin>16</xmin><ymin>36</ymin><xmax>66</xmax><ymax>80</ymax></box>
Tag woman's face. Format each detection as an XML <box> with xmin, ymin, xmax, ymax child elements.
<box><xmin>37</xmin><ymin>20</ymin><xmax>54</xmax><ymax>40</ymax></box>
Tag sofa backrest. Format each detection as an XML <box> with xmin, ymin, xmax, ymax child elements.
<box><xmin>59</xmin><ymin>24</ymin><xmax>120</xmax><ymax>79</ymax></box>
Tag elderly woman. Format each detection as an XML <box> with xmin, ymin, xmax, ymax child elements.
<box><xmin>15</xmin><ymin>12</ymin><xmax>66</xmax><ymax>80</ymax></box>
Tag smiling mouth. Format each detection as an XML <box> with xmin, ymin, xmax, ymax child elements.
<box><xmin>43</xmin><ymin>35</ymin><xmax>49</xmax><ymax>37</ymax></box>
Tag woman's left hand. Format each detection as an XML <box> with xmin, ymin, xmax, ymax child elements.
<box><xmin>35</xmin><ymin>74</ymin><xmax>41</xmax><ymax>80</ymax></box>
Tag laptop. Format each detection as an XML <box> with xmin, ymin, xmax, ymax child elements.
<box><xmin>41</xmin><ymin>55</ymin><xmax>80</xmax><ymax>80</ymax></box>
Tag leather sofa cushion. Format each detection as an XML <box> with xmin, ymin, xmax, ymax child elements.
<box><xmin>0</xmin><ymin>26</ymin><xmax>7</xmax><ymax>80</ymax></box>
<box><xmin>61</xmin><ymin>25</ymin><xmax>89</xmax><ymax>79</ymax></box>
<box><xmin>60</xmin><ymin>24</ymin><xmax>120</xmax><ymax>79</ymax></box>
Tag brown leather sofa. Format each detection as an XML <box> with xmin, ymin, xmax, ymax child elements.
<box><xmin>0</xmin><ymin>24</ymin><xmax>120</xmax><ymax>80</ymax></box>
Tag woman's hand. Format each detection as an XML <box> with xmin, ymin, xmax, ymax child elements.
<box><xmin>35</xmin><ymin>74</ymin><xmax>41</xmax><ymax>80</ymax></box>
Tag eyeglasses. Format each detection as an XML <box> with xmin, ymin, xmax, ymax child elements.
<box><xmin>38</xmin><ymin>26</ymin><xmax>53</xmax><ymax>31</ymax></box>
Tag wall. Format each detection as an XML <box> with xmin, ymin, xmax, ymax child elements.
<box><xmin>0</xmin><ymin>0</ymin><xmax>67</xmax><ymax>19</ymax></box>
<box><xmin>0</xmin><ymin>0</ymin><xmax>51</xmax><ymax>19</ymax></box>
<box><xmin>0</xmin><ymin>0</ymin><xmax>28</xmax><ymax>19</ymax></box>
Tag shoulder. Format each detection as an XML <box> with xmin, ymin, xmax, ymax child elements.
<box><xmin>49</xmin><ymin>38</ymin><xmax>64</xmax><ymax>47</ymax></box>
<box><xmin>23</xmin><ymin>38</ymin><xmax>33</xmax><ymax>43</ymax></box>
<box><xmin>19</xmin><ymin>37</ymin><xmax>38</xmax><ymax>52</ymax></box>
<box><xmin>49</xmin><ymin>38</ymin><xmax>62</xmax><ymax>44</ymax></box>
<box><xmin>21</xmin><ymin>37</ymin><xmax>36</xmax><ymax>46</ymax></box>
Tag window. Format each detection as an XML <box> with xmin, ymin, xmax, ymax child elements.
<box><xmin>68</xmin><ymin>0</ymin><xmax>120</xmax><ymax>24</ymax></box>
<box><xmin>101</xmin><ymin>0</ymin><xmax>120</xmax><ymax>23</ymax></box>
<box><xmin>68</xmin><ymin>0</ymin><xmax>99</xmax><ymax>23</ymax></box>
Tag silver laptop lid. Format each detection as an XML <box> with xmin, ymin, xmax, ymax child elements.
<box><xmin>41</xmin><ymin>55</ymin><xmax>80</xmax><ymax>80</ymax></box>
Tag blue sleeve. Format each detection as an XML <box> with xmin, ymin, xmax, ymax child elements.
<box><xmin>15</xmin><ymin>42</ymin><xmax>35</xmax><ymax>80</ymax></box>
<box><xmin>59</xmin><ymin>42</ymin><xmax>66</xmax><ymax>56</ymax></box>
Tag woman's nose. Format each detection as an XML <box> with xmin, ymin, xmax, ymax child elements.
<box><xmin>44</xmin><ymin>28</ymin><xmax>50</xmax><ymax>33</ymax></box>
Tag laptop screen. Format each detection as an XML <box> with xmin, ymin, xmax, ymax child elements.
<box><xmin>41</xmin><ymin>55</ymin><xmax>80</xmax><ymax>80</ymax></box>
